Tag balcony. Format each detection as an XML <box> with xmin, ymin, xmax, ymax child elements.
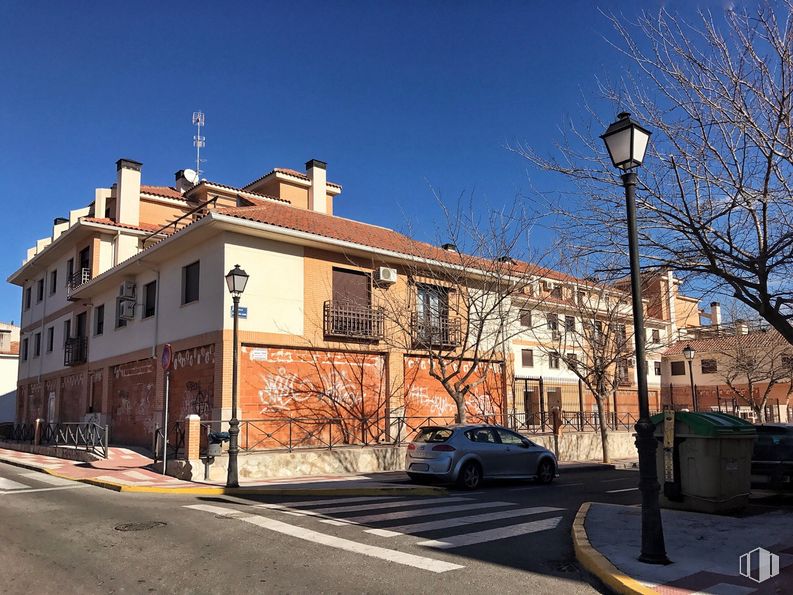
<box><xmin>323</xmin><ymin>301</ymin><xmax>384</xmax><ymax>340</ymax></box>
<box><xmin>67</xmin><ymin>268</ymin><xmax>92</xmax><ymax>299</ymax></box>
<box><xmin>64</xmin><ymin>337</ymin><xmax>88</xmax><ymax>366</ymax></box>
<box><xmin>410</xmin><ymin>314</ymin><xmax>461</xmax><ymax>348</ymax></box>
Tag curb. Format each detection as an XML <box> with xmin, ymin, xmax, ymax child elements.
<box><xmin>571</xmin><ymin>502</ymin><xmax>655</xmax><ymax>595</ymax></box>
<box><xmin>561</xmin><ymin>463</ymin><xmax>617</xmax><ymax>473</ymax></box>
<box><xmin>0</xmin><ymin>456</ymin><xmax>447</xmax><ymax>496</ymax></box>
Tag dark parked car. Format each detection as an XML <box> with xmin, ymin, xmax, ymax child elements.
<box><xmin>751</xmin><ymin>424</ymin><xmax>793</xmax><ymax>489</ymax></box>
<box><xmin>405</xmin><ymin>424</ymin><xmax>558</xmax><ymax>489</ymax></box>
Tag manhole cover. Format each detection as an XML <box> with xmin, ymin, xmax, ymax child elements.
<box><xmin>114</xmin><ymin>521</ymin><xmax>167</xmax><ymax>532</ymax></box>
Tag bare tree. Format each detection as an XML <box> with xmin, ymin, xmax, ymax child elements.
<box><xmin>379</xmin><ymin>196</ymin><xmax>551</xmax><ymax>423</ymax></box>
<box><xmin>526</xmin><ymin>276</ymin><xmax>649</xmax><ymax>462</ymax></box>
<box><xmin>714</xmin><ymin>326</ymin><xmax>793</xmax><ymax>423</ymax></box>
<box><xmin>515</xmin><ymin>4</ymin><xmax>793</xmax><ymax>345</ymax></box>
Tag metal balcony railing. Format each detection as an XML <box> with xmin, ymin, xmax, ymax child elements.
<box><xmin>323</xmin><ymin>301</ymin><xmax>384</xmax><ymax>340</ymax></box>
<box><xmin>67</xmin><ymin>268</ymin><xmax>92</xmax><ymax>297</ymax></box>
<box><xmin>410</xmin><ymin>314</ymin><xmax>461</xmax><ymax>348</ymax></box>
<box><xmin>64</xmin><ymin>337</ymin><xmax>88</xmax><ymax>366</ymax></box>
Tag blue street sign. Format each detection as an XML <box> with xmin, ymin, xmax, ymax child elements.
<box><xmin>230</xmin><ymin>306</ymin><xmax>248</xmax><ymax>319</ymax></box>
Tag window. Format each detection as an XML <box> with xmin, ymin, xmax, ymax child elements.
<box><xmin>549</xmin><ymin>352</ymin><xmax>560</xmax><ymax>369</ymax></box>
<box><xmin>519</xmin><ymin>309</ymin><xmax>532</xmax><ymax>327</ymax></box>
<box><xmin>701</xmin><ymin>359</ymin><xmax>718</xmax><ymax>374</ymax></box>
<box><xmin>577</xmin><ymin>290</ymin><xmax>586</xmax><ymax>305</ymax></box>
<box><xmin>50</xmin><ymin>270</ymin><xmax>57</xmax><ymax>295</ymax></box>
<box><xmin>617</xmin><ymin>324</ymin><xmax>627</xmax><ymax>344</ymax></box>
<box><xmin>564</xmin><ymin>316</ymin><xmax>575</xmax><ymax>332</ymax></box>
<box><xmin>654</xmin><ymin>361</ymin><xmax>662</xmax><ymax>376</ymax></box>
<box><xmin>651</xmin><ymin>329</ymin><xmax>660</xmax><ymax>343</ymax></box>
<box><xmin>547</xmin><ymin>313</ymin><xmax>558</xmax><ymax>331</ymax></box>
<box><xmin>521</xmin><ymin>349</ymin><xmax>534</xmax><ymax>367</ymax></box>
<box><xmin>464</xmin><ymin>428</ymin><xmax>496</xmax><ymax>443</ymax></box>
<box><xmin>550</xmin><ymin>285</ymin><xmax>562</xmax><ymax>298</ymax></box>
<box><xmin>24</xmin><ymin>287</ymin><xmax>31</xmax><ymax>310</ymax></box>
<box><xmin>783</xmin><ymin>355</ymin><xmax>793</xmax><ymax>370</ymax></box>
<box><xmin>495</xmin><ymin>428</ymin><xmax>526</xmax><ymax>446</ymax></box>
<box><xmin>617</xmin><ymin>357</ymin><xmax>630</xmax><ymax>384</ymax></box>
<box><xmin>182</xmin><ymin>261</ymin><xmax>200</xmax><ymax>304</ymax></box>
<box><xmin>34</xmin><ymin>332</ymin><xmax>41</xmax><ymax>357</ymax></box>
<box><xmin>671</xmin><ymin>361</ymin><xmax>686</xmax><ymax>376</ymax></box>
<box><xmin>37</xmin><ymin>279</ymin><xmax>44</xmax><ymax>302</ymax></box>
<box><xmin>415</xmin><ymin>283</ymin><xmax>453</xmax><ymax>344</ymax></box>
<box><xmin>144</xmin><ymin>281</ymin><xmax>157</xmax><ymax>318</ymax></box>
<box><xmin>66</xmin><ymin>258</ymin><xmax>74</xmax><ymax>285</ymax></box>
<box><xmin>46</xmin><ymin>327</ymin><xmax>54</xmax><ymax>352</ymax></box>
<box><xmin>95</xmin><ymin>304</ymin><xmax>104</xmax><ymax>336</ymax></box>
<box><xmin>116</xmin><ymin>300</ymin><xmax>127</xmax><ymax>328</ymax></box>
<box><xmin>565</xmin><ymin>353</ymin><xmax>578</xmax><ymax>370</ymax></box>
<box><xmin>63</xmin><ymin>319</ymin><xmax>71</xmax><ymax>345</ymax></box>
<box><xmin>22</xmin><ymin>338</ymin><xmax>28</xmax><ymax>361</ymax></box>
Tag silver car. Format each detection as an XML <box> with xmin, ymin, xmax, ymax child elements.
<box><xmin>405</xmin><ymin>424</ymin><xmax>558</xmax><ymax>489</ymax></box>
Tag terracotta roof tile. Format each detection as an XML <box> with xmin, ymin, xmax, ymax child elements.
<box><xmin>82</xmin><ymin>217</ymin><xmax>168</xmax><ymax>233</ymax></box>
<box><xmin>140</xmin><ymin>185</ymin><xmax>185</xmax><ymax>200</ymax></box>
<box><xmin>242</xmin><ymin>168</ymin><xmax>342</xmax><ymax>190</ymax></box>
<box><xmin>216</xmin><ymin>202</ymin><xmax>574</xmax><ymax>281</ymax></box>
<box><xmin>664</xmin><ymin>330</ymin><xmax>788</xmax><ymax>355</ymax></box>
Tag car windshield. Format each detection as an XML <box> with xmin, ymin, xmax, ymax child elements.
<box><xmin>413</xmin><ymin>427</ymin><xmax>453</xmax><ymax>443</ymax></box>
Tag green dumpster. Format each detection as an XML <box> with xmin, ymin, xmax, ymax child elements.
<box><xmin>651</xmin><ymin>411</ymin><xmax>756</xmax><ymax>514</ymax></box>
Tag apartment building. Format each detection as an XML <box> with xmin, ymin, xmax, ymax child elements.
<box><xmin>0</xmin><ymin>322</ymin><xmax>20</xmax><ymax>422</ymax></box>
<box><xmin>9</xmin><ymin>158</ymin><xmax>511</xmax><ymax>448</ymax></box>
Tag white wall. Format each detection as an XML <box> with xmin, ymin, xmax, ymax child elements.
<box><xmin>223</xmin><ymin>233</ymin><xmax>304</xmax><ymax>336</ymax></box>
<box><xmin>0</xmin><ymin>355</ymin><xmax>18</xmax><ymax>421</ymax></box>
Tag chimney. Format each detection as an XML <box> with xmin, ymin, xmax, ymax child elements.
<box><xmin>114</xmin><ymin>159</ymin><xmax>142</xmax><ymax>226</ymax></box>
<box><xmin>710</xmin><ymin>302</ymin><xmax>722</xmax><ymax>326</ymax></box>
<box><xmin>174</xmin><ymin>169</ymin><xmax>198</xmax><ymax>195</ymax></box>
<box><xmin>306</xmin><ymin>159</ymin><xmax>327</xmax><ymax>214</ymax></box>
<box><xmin>734</xmin><ymin>319</ymin><xmax>748</xmax><ymax>335</ymax></box>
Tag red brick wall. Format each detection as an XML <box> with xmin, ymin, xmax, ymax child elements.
<box><xmin>238</xmin><ymin>346</ymin><xmax>387</xmax><ymax>448</ymax></box>
<box><xmin>403</xmin><ymin>356</ymin><xmax>504</xmax><ymax>423</ymax></box>
<box><xmin>168</xmin><ymin>344</ymin><xmax>216</xmax><ymax>420</ymax></box>
<box><xmin>60</xmin><ymin>373</ymin><xmax>85</xmax><ymax>422</ymax></box>
<box><xmin>109</xmin><ymin>358</ymin><xmax>156</xmax><ymax>447</ymax></box>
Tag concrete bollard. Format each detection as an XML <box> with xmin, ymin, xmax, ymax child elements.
<box><xmin>34</xmin><ymin>418</ymin><xmax>43</xmax><ymax>446</ymax></box>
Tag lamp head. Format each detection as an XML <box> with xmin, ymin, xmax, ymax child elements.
<box><xmin>601</xmin><ymin>112</ymin><xmax>652</xmax><ymax>170</ymax></box>
<box><xmin>225</xmin><ymin>264</ymin><xmax>249</xmax><ymax>297</ymax></box>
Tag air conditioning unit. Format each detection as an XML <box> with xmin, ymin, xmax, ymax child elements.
<box><xmin>119</xmin><ymin>280</ymin><xmax>136</xmax><ymax>300</ymax></box>
<box><xmin>628</xmin><ymin>358</ymin><xmax>636</xmax><ymax>367</ymax></box>
<box><xmin>376</xmin><ymin>267</ymin><xmax>398</xmax><ymax>284</ymax></box>
<box><xmin>119</xmin><ymin>299</ymin><xmax>136</xmax><ymax>320</ymax></box>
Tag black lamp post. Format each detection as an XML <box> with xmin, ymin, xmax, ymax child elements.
<box><xmin>225</xmin><ymin>264</ymin><xmax>249</xmax><ymax>488</ymax></box>
<box><xmin>682</xmin><ymin>344</ymin><xmax>698</xmax><ymax>411</ymax></box>
<box><xmin>601</xmin><ymin>112</ymin><xmax>669</xmax><ymax>564</ymax></box>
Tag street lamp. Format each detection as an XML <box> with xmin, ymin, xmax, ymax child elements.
<box><xmin>682</xmin><ymin>344</ymin><xmax>698</xmax><ymax>411</ymax></box>
<box><xmin>225</xmin><ymin>264</ymin><xmax>249</xmax><ymax>488</ymax></box>
<box><xmin>601</xmin><ymin>112</ymin><xmax>669</xmax><ymax>565</ymax></box>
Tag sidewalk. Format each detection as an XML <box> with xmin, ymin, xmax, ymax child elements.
<box><xmin>0</xmin><ymin>446</ymin><xmax>630</xmax><ymax>496</ymax></box>
<box><xmin>574</xmin><ymin>502</ymin><xmax>793</xmax><ymax>594</ymax></box>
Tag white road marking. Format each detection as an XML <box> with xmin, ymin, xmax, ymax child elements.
<box><xmin>189</xmin><ymin>504</ymin><xmax>246</xmax><ymax>516</ymax></box>
<box><xmin>311</xmin><ymin>497</ymin><xmax>469</xmax><ymax>515</ymax></box>
<box><xmin>365</xmin><ymin>506</ymin><xmax>564</xmax><ymax>537</ymax></box>
<box><xmin>272</xmin><ymin>496</ymin><xmax>399</xmax><ymax>508</ymax></box>
<box><xmin>1</xmin><ymin>485</ymin><xmax>90</xmax><ymax>495</ymax></box>
<box><xmin>20</xmin><ymin>472</ymin><xmax>74</xmax><ymax>486</ymax></box>
<box><xmin>185</xmin><ymin>504</ymin><xmax>464</xmax><ymax>573</ymax></box>
<box><xmin>0</xmin><ymin>478</ymin><xmax>30</xmax><ymax>490</ymax></box>
<box><xmin>502</xmin><ymin>482</ymin><xmax>584</xmax><ymax>492</ymax></box>
<box><xmin>417</xmin><ymin>516</ymin><xmax>563</xmax><ymax>549</ymax></box>
<box><xmin>319</xmin><ymin>519</ymin><xmax>354</xmax><ymax>526</ymax></box>
<box><xmin>347</xmin><ymin>501</ymin><xmax>515</xmax><ymax>524</ymax></box>
<box><xmin>600</xmin><ymin>478</ymin><xmax>635</xmax><ymax>483</ymax></box>
<box><xmin>606</xmin><ymin>487</ymin><xmax>639</xmax><ymax>493</ymax></box>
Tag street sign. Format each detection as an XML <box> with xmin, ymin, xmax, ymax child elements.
<box><xmin>230</xmin><ymin>306</ymin><xmax>248</xmax><ymax>319</ymax></box>
<box><xmin>161</xmin><ymin>343</ymin><xmax>173</xmax><ymax>371</ymax></box>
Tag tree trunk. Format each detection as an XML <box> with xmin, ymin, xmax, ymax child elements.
<box><xmin>455</xmin><ymin>395</ymin><xmax>467</xmax><ymax>424</ymax></box>
<box><xmin>755</xmin><ymin>404</ymin><xmax>766</xmax><ymax>424</ymax></box>
<box><xmin>595</xmin><ymin>397</ymin><xmax>610</xmax><ymax>464</ymax></box>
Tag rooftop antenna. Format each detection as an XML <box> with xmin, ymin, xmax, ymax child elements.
<box><xmin>192</xmin><ymin>111</ymin><xmax>206</xmax><ymax>179</ymax></box>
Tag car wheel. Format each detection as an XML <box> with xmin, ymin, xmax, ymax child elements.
<box><xmin>457</xmin><ymin>461</ymin><xmax>482</xmax><ymax>490</ymax></box>
<box><xmin>536</xmin><ymin>459</ymin><xmax>555</xmax><ymax>484</ymax></box>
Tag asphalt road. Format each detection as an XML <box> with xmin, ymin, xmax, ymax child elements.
<box><xmin>0</xmin><ymin>461</ymin><xmax>644</xmax><ymax>594</ymax></box>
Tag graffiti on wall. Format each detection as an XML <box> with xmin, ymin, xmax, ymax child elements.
<box><xmin>110</xmin><ymin>359</ymin><xmax>156</xmax><ymax>446</ymax></box>
<box><xmin>403</xmin><ymin>356</ymin><xmax>503</xmax><ymax>421</ymax></box>
<box><xmin>169</xmin><ymin>344</ymin><xmax>215</xmax><ymax>420</ymax></box>
<box><xmin>173</xmin><ymin>345</ymin><xmax>215</xmax><ymax>370</ymax></box>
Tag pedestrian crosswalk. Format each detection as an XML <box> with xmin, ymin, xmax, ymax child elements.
<box><xmin>186</xmin><ymin>494</ymin><xmax>566</xmax><ymax>573</ymax></box>
<box><xmin>0</xmin><ymin>471</ymin><xmax>86</xmax><ymax>494</ymax></box>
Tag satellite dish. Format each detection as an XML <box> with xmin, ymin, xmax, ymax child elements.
<box><xmin>182</xmin><ymin>169</ymin><xmax>199</xmax><ymax>184</ymax></box>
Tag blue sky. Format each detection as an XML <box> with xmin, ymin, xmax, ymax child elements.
<box><xmin>0</xmin><ymin>0</ymin><xmax>725</xmax><ymax>323</ymax></box>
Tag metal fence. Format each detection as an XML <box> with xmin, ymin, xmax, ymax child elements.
<box><xmin>3</xmin><ymin>421</ymin><xmax>109</xmax><ymax>458</ymax></box>
<box><xmin>153</xmin><ymin>421</ymin><xmax>185</xmax><ymax>463</ymax></box>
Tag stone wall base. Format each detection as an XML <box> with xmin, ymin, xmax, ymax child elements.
<box><xmin>0</xmin><ymin>440</ymin><xmax>99</xmax><ymax>463</ymax></box>
<box><xmin>170</xmin><ymin>432</ymin><xmax>637</xmax><ymax>482</ymax></box>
